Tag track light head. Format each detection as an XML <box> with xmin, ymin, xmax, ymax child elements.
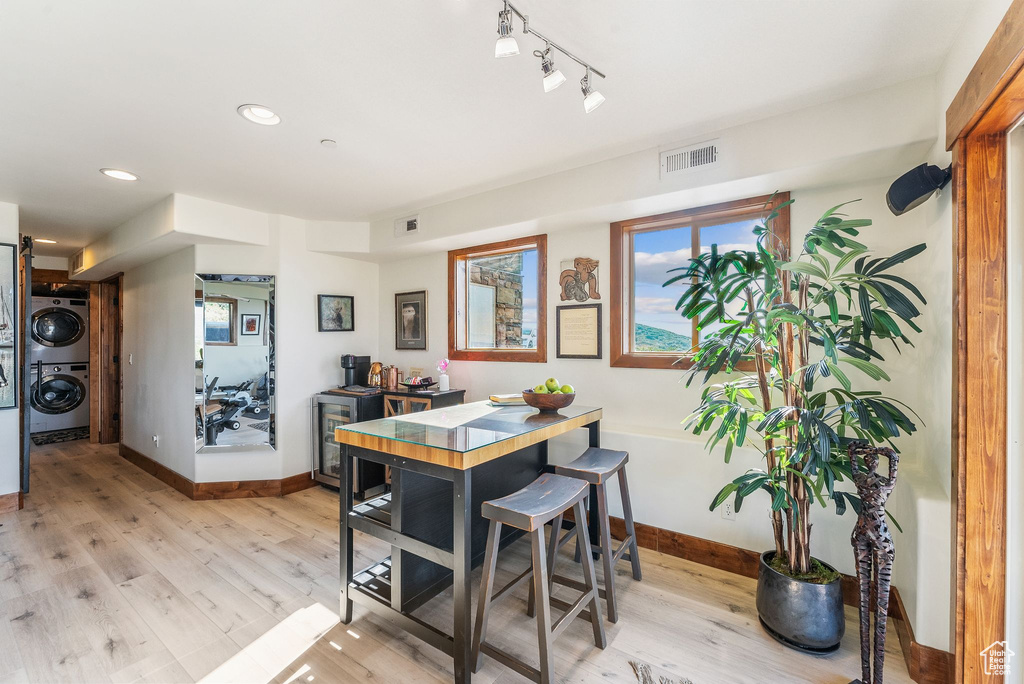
<box><xmin>886</xmin><ymin>163</ymin><xmax>952</xmax><ymax>216</ymax></box>
<box><xmin>495</xmin><ymin>7</ymin><xmax>519</xmax><ymax>58</ymax></box>
<box><xmin>535</xmin><ymin>47</ymin><xmax>566</xmax><ymax>92</ymax></box>
<box><xmin>581</xmin><ymin>71</ymin><xmax>605</xmax><ymax>113</ymax></box>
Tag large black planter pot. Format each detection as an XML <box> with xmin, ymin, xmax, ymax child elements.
<box><xmin>755</xmin><ymin>551</ymin><xmax>845</xmax><ymax>654</ymax></box>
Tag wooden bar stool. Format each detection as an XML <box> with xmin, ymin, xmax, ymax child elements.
<box><xmin>555</xmin><ymin>447</ymin><xmax>642</xmax><ymax>623</ymax></box>
<box><xmin>472</xmin><ymin>473</ymin><xmax>606</xmax><ymax>684</ymax></box>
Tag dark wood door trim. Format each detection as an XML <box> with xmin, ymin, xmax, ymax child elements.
<box><xmin>97</xmin><ymin>276</ymin><xmax>122</xmax><ymax>444</ymax></box>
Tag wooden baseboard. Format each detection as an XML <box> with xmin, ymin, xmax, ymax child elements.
<box><xmin>119</xmin><ymin>444</ymin><xmax>317</xmax><ymax>501</ymax></box>
<box><xmin>0</xmin><ymin>491</ymin><xmax>23</xmax><ymax>515</ymax></box>
<box><xmin>573</xmin><ymin>510</ymin><xmax>953</xmax><ymax>684</ymax></box>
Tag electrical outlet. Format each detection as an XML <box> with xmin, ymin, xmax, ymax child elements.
<box><xmin>721</xmin><ymin>501</ymin><xmax>736</xmax><ymax>521</ymax></box>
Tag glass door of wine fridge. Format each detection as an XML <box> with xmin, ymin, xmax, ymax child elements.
<box><xmin>311</xmin><ymin>393</ymin><xmax>386</xmax><ymax>498</ymax></box>
<box><xmin>312</xmin><ymin>394</ymin><xmax>356</xmax><ymax>487</ymax></box>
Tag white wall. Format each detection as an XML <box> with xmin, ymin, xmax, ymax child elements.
<box><xmin>0</xmin><ymin>201</ymin><xmax>19</xmax><ymax>498</ymax></box>
<box><xmin>121</xmin><ymin>208</ymin><xmax>380</xmax><ymax>484</ymax></box>
<box><xmin>369</xmin><ymin>76</ymin><xmax>937</xmax><ymax>259</ymax></box>
<box><xmin>193</xmin><ymin>215</ymin><xmax>379</xmax><ymax>482</ymax></box>
<box><xmin>31</xmin><ymin>255</ymin><xmax>68</xmax><ymax>271</ymax></box>
<box><xmin>122</xmin><ymin>246</ymin><xmax>198</xmax><ymax>480</ymax></box>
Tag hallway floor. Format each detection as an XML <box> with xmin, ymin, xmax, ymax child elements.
<box><xmin>0</xmin><ymin>441</ymin><xmax>912</xmax><ymax>683</ymax></box>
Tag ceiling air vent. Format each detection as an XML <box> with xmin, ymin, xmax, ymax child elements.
<box><xmin>660</xmin><ymin>139</ymin><xmax>721</xmax><ymax>179</ymax></box>
<box><xmin>394</xmin><ymin>215</ymin><xmax>419</xmax><ymax>237</ymax></box>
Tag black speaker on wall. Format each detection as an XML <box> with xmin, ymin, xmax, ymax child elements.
<box><xmin>886</xmin><ymin>163</ymin><xmax>952</xmax><ymax>216</ymax></box>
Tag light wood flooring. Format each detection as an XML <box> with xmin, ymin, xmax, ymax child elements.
<box><xmin>0</xmin><ymin>441</ymin><xmax>913</xmax><ymax>683</ymax></box>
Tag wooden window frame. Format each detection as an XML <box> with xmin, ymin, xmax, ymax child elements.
<box><xmin>204</xmin><ymin>296</ymin><xmax>237</xmax><ymax>346</ymax></box>
<box><xmin>609</xmin><ymin>193</ymin><xmax>790</xmax><ymax>370</ymax></box>
<box><xmin>447</xmin><ymin>234</ymin><xmax>547</xmax><ymax>363</ymax></box>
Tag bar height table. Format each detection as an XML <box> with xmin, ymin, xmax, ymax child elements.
<box><xmin>334</xmin><ymin>401</ymin><xmax>602</xmax><ymax>684</ymax></box>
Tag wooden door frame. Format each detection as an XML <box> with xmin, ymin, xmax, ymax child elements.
<box><xmin>29</xmin><ymin>266</ymin><xmax>122</xmax><ymax>445</ymax></box>
<box><xmin>947</xmin><ymin>1</ymin><xmax>1024</xmax><ymax>680</ymax></box>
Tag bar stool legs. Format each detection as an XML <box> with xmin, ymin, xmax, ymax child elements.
<box><xmin>531</xmin><ymin>526</ymin><xmax>554</xmax><ymax>682</ymax></box>
<box><xmin>618</xmin><ymin>467</ymin><xmax>643</xmax><ymax>582</ymax></box>
<box><xmin>555</xmin><ymin>448</ymin><xmax>643</xmax><ymax>625</ymax></box>
<box><xmin>471</xmin><ymin>518</ymin><xmax>501</xmax><ymax>673</ymax></box>
<box><xmin>595</xmin><ymin>483</ymin><xmax>619</xmax><ymax>623</ymax></box>
<box><xmin>473</xmin><ymin>498</ymin><xmax>605</xmax><ymax>684</ymax></box>
<box><xmin>527</xmin><ymin>511</ymin><xmax>561</xmax><ymax>619</ymax></box>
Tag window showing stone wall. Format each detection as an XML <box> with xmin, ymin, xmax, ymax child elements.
<box><xmin>469</xmin><ymin>253</ymin><xmax>524</xmax><ymax>348</ymax></box>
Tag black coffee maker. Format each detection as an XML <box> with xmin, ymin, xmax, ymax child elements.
<box><xmin>340</xmin><ymin>355</ymin><xmax>371</xmax><ymax>387</ymax></box>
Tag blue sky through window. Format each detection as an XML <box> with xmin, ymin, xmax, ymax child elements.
<box><xmin>632</xmin><ymin>219</ymin><xmax>759</xmax><ymax>349</ymax></box>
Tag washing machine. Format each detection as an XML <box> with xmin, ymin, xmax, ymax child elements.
<box><xmin>29</xmin><ymin>362</ymin><xmax>90</xmax><ymax>433</ymax></box>
<box><xmin>31</xmin><ymin>296</ymin><xmax>89</xmax><ymax>363</ymax></box>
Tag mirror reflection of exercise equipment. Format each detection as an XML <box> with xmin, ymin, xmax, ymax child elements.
<box><xmin>195</xmin><ymin>274</ymin><xmax>275</xmax><ymax>451</ymax></box>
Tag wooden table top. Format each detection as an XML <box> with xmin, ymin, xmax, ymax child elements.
<box><xmin>334</xmin><ymin>401</ymin><xmax>601</xmax><ymax>470</ymax></box>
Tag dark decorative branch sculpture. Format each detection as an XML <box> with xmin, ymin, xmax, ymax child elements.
<box><xmin>849</xmin><ymin>442</ymin><xmax>899</xmax><ymax>684</ymax></box>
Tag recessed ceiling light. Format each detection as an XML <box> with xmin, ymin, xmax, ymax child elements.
<box><xmin>35</xmin><ymin>238</ymin><xmax>57</xmax><ymax>244</ymax></box>
<box><xmin>100</xmin><ymin>168</ymin><xmax>139</xmax><ymax>181</ymax></box>
<box><xmin>320</xmin><ymin>139</ymin><xmax>337</xmax><ymax>148</ymax></box>
<box><xmin>237</xmin><ymin>104</ymin><xmax>281</xmax><ymax>126</ymax></box>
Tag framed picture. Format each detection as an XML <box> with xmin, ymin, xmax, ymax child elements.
<box><xmin>395</xmin><ymin>290</ymin><xmax>427</xmax><ymax>350</ymax></box>
<box><xmin>318</xmin><ymin>294</ymin><xmax>354</xmax><ymax>332</ymax></box>
<box><xmin>0</xmin><ymin>243</ymin><xmax>15</xmax><ymax>409</ymax></box>
<box><xmin>241</xmin><ymin>313</ymin><xmax>261</xmax><ymax>336</ymax></box>
<box><xmin>556</xmin><ymin>303</ymin><xmax>602</xmax><ymax>359</ymax></box>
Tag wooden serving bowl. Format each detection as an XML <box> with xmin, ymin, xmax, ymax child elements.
<box><xmin>522</xmin><ymin>389</ymin><xmax>576</xmax><ymax>412</ymax></box>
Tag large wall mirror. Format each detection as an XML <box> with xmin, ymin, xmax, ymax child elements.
<box><xmin>195</xmin><ymin>274</ymin><xmax>275</xmax><ymax>452</ymax></box>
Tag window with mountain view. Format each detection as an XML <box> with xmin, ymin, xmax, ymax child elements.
<box><xmin>610</xmin><ymin>194</ymin><xmax>790</xmax><ymax>369</ymax></box>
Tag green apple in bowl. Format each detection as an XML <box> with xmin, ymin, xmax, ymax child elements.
<box><xmin>544</xmin><ymin>377</ymin><xmax>560</xmax><ymax>393</ymax></box>
<box><xmin>532</xmin><ymin>384</ymin><xmax>549</xmax><ymax>394</ymax></box>
<box><xmin>560</xmin><ymin>384</ymin><xmax>575</xmax><ymax>394</ymax></box>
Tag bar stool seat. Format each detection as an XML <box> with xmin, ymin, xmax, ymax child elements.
<box><xmin>472</xmin><ymin>473</ymin><xmax>606</xmax><ymax>684</ymax></box>
<box><xmin>481</xmin><ymin>473</ymin><xmax>590</xmax><ymax>532</ymax></box>
<box><xmin>554</xmin><ymin>446</ymin><xmax>642</xmax><ymax>623</ymax></box>
<box><xmin>554</xmin><ymin>446</ymin><xmax>628</xmax><ymax>485</ymax></box>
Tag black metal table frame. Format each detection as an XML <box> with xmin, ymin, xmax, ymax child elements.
<box><xmin>339</xmin><ymin>419</ymin><xmax>601</xmax><ymax>684</ymax></box>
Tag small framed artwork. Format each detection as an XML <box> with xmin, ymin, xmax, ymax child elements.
<box><xmin>318</xmin><ymin>295</ymin><xmax>354</xmax><ymax>332</ymax></box>
<box><xmin>556</xmin><ymin>303</ymin><xmax>602</xmax><ymax>359</ymax></box>
<box><xmin>241</xmin><ymin>313</ymin><xmax>261</xmax><ymax>336</ymax></box>
<box><xmin>395</xmin><ymin>290</ymin><xmax>427</xmax><ymax>350</ymax></box>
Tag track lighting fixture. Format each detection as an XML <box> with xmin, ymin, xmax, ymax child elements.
<box><xmin>492</xmin><ymin>1</ymin><xmax>606</xmax><ymax>112</ymax></box>
<box><xmin>536</xmin><ymin>46</ymin><xmax>566</xmax><ymax>92</ymax></box>
<box><xmin>581</xmin><ymin>69</ymin><xmax>605</xmax><ymax>113</ymax></box>
<box><xmin>495</xmin><ymin>3</ymin><xmax>519</xmax><ymax>58</ymax></box>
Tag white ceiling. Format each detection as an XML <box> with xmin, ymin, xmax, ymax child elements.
<box><xmin>0</xmin><ymin>0</ymin><xmax>969</xmax><ymax>256</ymax></box>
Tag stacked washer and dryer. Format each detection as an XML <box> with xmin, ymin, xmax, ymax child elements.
<box><xmin>29</xmin><ymin>295</ymin><xmax>90</xmax><ymax>433</ymax></box>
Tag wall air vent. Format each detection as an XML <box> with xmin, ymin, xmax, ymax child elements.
<box><xmin>70</xmin><ymin>249</ymin><xmax>85</xmax><ymax>275</ymax></box>
<box><xmin>660</xmin><ymin>139</ymin><xmax>721</xmax><ymax>179</ymax></box>
<box><xmin>394</xmin><ymin>215</ymin><xmax>419</xmax><ymax>237</ymax></box>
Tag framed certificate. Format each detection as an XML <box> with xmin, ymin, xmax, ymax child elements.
<box><xmin>556</xmin><ymin>304</ymin><xmax>601</xmax><ymax>359</ymax></box>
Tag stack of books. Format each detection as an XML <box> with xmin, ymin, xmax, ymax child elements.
<box><xmin>488</xmin><ymin>393</ymin><xmax>527</xmax><ymax>406</ymax></box>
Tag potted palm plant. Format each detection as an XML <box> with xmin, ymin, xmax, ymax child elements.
<box><xmin>668</xmin><ymin>197</ymin><xmax>925</xmax><ymax>652</ymax></box>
